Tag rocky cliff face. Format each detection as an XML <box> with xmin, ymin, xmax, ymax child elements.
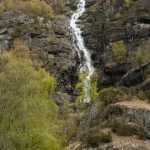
<box><xmin>71</xmin><ymin>1</ymin><xmax>150</xmax><ymax>149</ymax></box>
<box><xmin>109</xmin><ymin>101</ymin><xmax>150</xmax><ymax>138</ymax></box>
<box><xmin>82</xmin><ymin>0</ymin><xmax>150</xmax><ymax>90</ymax></box>
<box><xmin>0</xmin><ymin>5</ymin><xmax>79</xmax><ymax>100</ymax></box>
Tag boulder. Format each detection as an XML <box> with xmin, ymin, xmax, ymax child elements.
<box><xmin>109</xmin><ymin>101</ymin><xmax>150</xmax><ymax>138</ymax></box>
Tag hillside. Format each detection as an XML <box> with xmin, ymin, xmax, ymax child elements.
<box><xmin>0</xmin><ymin>0</ymin><xmax>150</xmax><ymax>150</ymax></box>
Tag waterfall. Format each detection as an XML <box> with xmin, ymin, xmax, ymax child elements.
<box><xmin>70</xmin><ymin>0</ymin><xmax>94</xmax><ymax>103</ymax></box>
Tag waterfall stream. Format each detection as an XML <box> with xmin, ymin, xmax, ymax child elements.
<box><xmin>70</xmin><ymin>0</ymin><xmax>94</xmax><ymax>103</ymax></box>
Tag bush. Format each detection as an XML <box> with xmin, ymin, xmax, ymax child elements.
<box><xmin>112</xmin><ymin>40</ymin><xmax>127</xmax><ymax>63</ymax></box>
<box><xmin>99</xmin><ymin>87</ymin><xmax>125</xmax><ymax>105</ymax></box>
<box><xmin>135</xmin><ymin>49</ymin><xmax>149</xmax><ymax>67</ymax></box>
<box><xmin>65</xmin><ymin>116</ymin><xmax>79</xmax><ymax>141</ymax></box>
<box><xmin>100</xmin><ymin>131</ymin><xmax>112</xmax><ymax>143</ymax></box>
<box><xmin>86</xmin><ymin>131</ymin><xmax>100</xmax><ymax>148</ymax></box>
<box><xmin>86</xmin><ymin>130</ymin><xmax>112</xmax><ymax>148</ymax></box>
<box><xmin>0</xmin><ymin>47</ymin><xmax>67</xmax><ymax>149</ymax></box>
<box><xmin>111</xmin><ymin>119</ymin><xmax>136</xmax><ymax>136</ymax></box>
<box><xmin>124</xmin><ymin>0</ymin><xmax>133</xmax><ymax>8</ymax></box>
<box><xmin>75</xmin><ymin>74</ymin><xmax>99</xmax><ymax>109</ymax></box>
<box><xmin>137</xmin><ymin>128</ymin><xmax>150</xmax><ymax>140</ymax></box>
<box><xmin>1</xmin><ymin>0</ymin><xmax>54</xmax><ymax>19</ymax></box>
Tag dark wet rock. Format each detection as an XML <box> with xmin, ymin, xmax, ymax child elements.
<box><xmin>120</xmin><ymin>62</ymin><xmax>150</xmax><ymax>87</ymax></box>
<box><xmin>104</xmin><ymin>63</ymin><xmax>128</xmax><ymax>75</ymax></box>
<box><xmin>137</xmin><ymin>16</ymin><xmax>150</xmax><ymax>24</ymax></box>
<box><xmin>85</xmin><ymin>0</ymin><xmax>96</xmax><ymax>7</ymax></box>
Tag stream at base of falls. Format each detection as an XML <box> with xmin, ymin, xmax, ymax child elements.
<box><xmin>70</xmin><ymin>0</ymin><xmax>94</xmax><ymax>103</ymax></box>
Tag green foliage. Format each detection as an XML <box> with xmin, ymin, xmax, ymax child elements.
<box><xmin>1</xmin><ymin>0</ymin><xmax>54</xmax><ymax>19</ymax></box>
<box><xmin>0</xmin><ymin>51</ymin><xmax>66</xmax><ymax>150</ymax></box>
<box><xmin>135</xmin><ymin>49</ymin><xmax>149</xmax><ymax>67</ymax></box>
<box><xmin>75</xmin><ymin>74</ymin><xmax>99</xmax><ymax>110</ymax></box>
<box><xmin>112</xmin><ymin>40</ymin><xmax>127</xmax><ymax>63</ymax></box>
<box><xmin>124</xmin><ymin>0</ymin><xmax>133</xmax><ymax>8</ymax></box>
<box><xmin>63</xmin><ymin>101</ymin><xmax>72</xmax><ymax>119</ymax></box>
<box><xmin>86</xmin><ymin>130</ymin><xmax>112</xmax><ymax>148</ymax></box>
<box><xmin>136</xmin><ymin>89</ymin><xmax>150</xmax><ymax>102</ymax></box>
<box><xmin>111</xmin><ymin>119</ymin><xmax>150</xmax><ymax>139</ymax></box>
<box><xmin>86</xmin><ymin>131</ymin><xmax>100</xmax><ymax>148</ymax></box>
<box><xmin>57</xmin><ymin>0</ymin><xmax>65</xmax><ymax>11</ymax></box>
<box><xmin>65</xmin><ymin>114</ymin><xmax>79</xmax><ymax>141</ymax></box>
<box><xmin>11</xmin><ymin>38</ymin><xmax>30</xmax><ymax>58</ymax></box>
<box><xmin>99</xmin><ymin>87</ymin><xmax>126</xmax><ymax>105</ymax></box>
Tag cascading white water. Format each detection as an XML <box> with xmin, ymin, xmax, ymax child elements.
<box><xmin>70</xmin><ymin>0</ymin><xmax>94</xmax><ymax>103</ymax></box>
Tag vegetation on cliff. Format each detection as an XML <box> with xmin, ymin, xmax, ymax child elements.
<box><xmin>0</xmin><ymin>0</ymin><xmax>54</xmax><ymax>18</ymax></box>
<box><xmin>0</xmin><ymin>39</ymin><xmax>67</xmax><ymax>150</ymax></box>
<box><xmin>0</xmin><ymin>0</ymin><xmax>149</xmax><ymax>149</ymax></box>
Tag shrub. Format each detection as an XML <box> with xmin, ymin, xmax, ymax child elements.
<box><xmin>1</xmin><ymin>0</ymin><xmax>54</xmax><ymax>19</ymax></box>
<box><xmin>86</xmin><ymin>130</ymin><xmax>112</xmax><ymax>147</ymax></box>
<box><xmin>11</xmin><ymin>38</ymin><xmax>29</xmax><ymax>58</ymax></box>
<box><xmin>65</xmin><ymin>116</ymin><xmax>79</xmax><ymax>141</ymax></box>
<box><xmin>124</xmin><ymin>0</ymin><xmax>133</xmax><ymax>8</ymax></box>
<box><xmin>135</xmin><ymin>49</ymin><xmax>149</xmax><ymax>67</ymax></box>
<box><xmin>86</xmin><ymin>131</ymin><xmax>100</xmax><ymax>148</ymax></box>
<box><xmin>100</xmin><ymin>131</ymin><xmax>112</xmax><ymax>143</ymax></box>
<box><xmin>0</xmin><ymin>51</ymin><xmax>67</xmax><ymax>149</ymax></box>
<box><xmin>99</xmin><ymin>87</ymin><xmax>125</xmax><ymax>105</ymax></box>
<box><xmin>75</xmin><ymin>74</ymin><xmax>99</xmax><ymax>109</ymax></box>
<box><xmin>111</xmin><ymin>119</ymin><xmax>136</xmax><ymax>136</ymax></box>
<box><xmin>137</xmin><ymin>128</ymin><xmax>150</xmax><ymax>140</ymax></box>
<box><xmin>112</xmin><ymin>40</ymin><xmax>127</xmax><ymax>63</ymax></box>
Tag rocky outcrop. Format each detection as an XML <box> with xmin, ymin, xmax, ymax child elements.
<box><xmin>120</xmin><ymin>62</ymin><xmax>150</xmax><ymax>86</ymax></box>
<box><xmin>109</xmin><ymin>101</ymin><xmax>150</xmax><ymax>138</ymax></box>
<box><xmin>81</xmin><ymin>0</ymin><xmax>150</xmax><ymax>88</ymax></box>
<box><xmin>0</xmin><ymin>10</ymin><xmax>79</xmax><ymax>96</ymax></box>
<box><xmin>70</xmin><ymin>137</ymin><xmax>150</xmax><ymax>150</ymax></box>
<box><xmin>98</xmin><ymin>138</ymin><xmax>150</xmax><ymax>150</ymax></box>
<box><xmin>80</xmin><ymin>105</ymin><xmax>99</xmax><ymax>130</ymax></box>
